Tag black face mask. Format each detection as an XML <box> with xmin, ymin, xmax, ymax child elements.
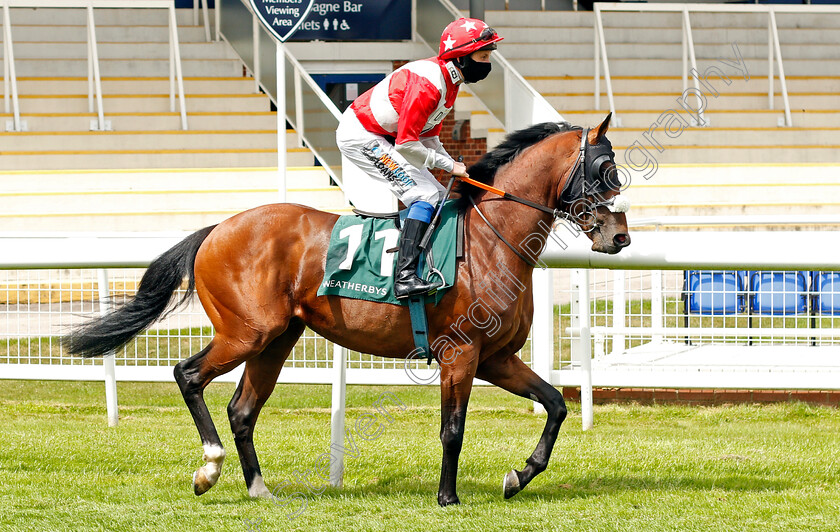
<box><xmin>456</xmin><ymin>56</ymin><xmax>492</xmax><ymax>84</ymax></box>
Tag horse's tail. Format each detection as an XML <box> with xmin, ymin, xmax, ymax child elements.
<box><xmin>64</xmin><ymin>225</ymin><xmax>217</xmax><ymax>358</ymax></box>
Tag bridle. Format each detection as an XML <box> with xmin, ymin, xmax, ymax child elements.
<box><xmin>462</xmin><ymin>127</ymin><xmax>621</xmax><ymax>268</ymax></box>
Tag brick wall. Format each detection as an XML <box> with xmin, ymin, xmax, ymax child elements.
<box><xmin>561</xmin><ymin>387</ymin><xmax>840</xmax><ymax>407</ymax></box>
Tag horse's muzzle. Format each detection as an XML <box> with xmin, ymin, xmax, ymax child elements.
<box><xmin>613</xmin><ymin>233</ymin><xmax>630</xmax><ymax>248</ymax></box>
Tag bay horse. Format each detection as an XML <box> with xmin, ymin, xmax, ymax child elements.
<box><xmin>65</xmin><ymin>114</ymin><xmax>630</xmax><ymax>506</ymax></box>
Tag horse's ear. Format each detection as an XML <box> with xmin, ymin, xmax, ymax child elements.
<box><xmin>588</xmin><ymin>112</ymin><xmax>612</xmax><ymax>144</ymax></box>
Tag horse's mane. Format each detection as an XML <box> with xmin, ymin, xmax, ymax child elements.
<box><xmin>455</xmin><ymin>121</ymin><xmax>583</xmax><ymax>211</ymax></box>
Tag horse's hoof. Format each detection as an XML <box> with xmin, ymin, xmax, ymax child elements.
<box><xmin>248</xmin><ymin>475</ymin><xmax>272</xmax><ymax>499</ymax></box>
<box><xmin>193</xmin><ymin>468</ymin><xmax>213</xmax><ymax>496</ymax></box>
<box><xmin>503</xmin><ymin>470</ymin><xmax>521</xmax><ymax>499</ymax></box>
<box><xmin>437</xmin><ymin>494</ymin><xmax>461</xmax><ymax>507</ymax></box>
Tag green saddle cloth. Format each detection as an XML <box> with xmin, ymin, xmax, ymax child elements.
<box><xmin>318</xmin><ymin>200</ymin><xmax>458</xmax><ymax>306</ymax></box>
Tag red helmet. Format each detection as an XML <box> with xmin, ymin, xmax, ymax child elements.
<box><xmin>438</xmin><ymin>18</ymin><xmax>503</xmax><ymax>61</ymax></box>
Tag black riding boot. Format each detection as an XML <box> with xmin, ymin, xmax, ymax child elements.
<box><xmin>394</xmin><ymin>218</ymin><xmax>440</xmax><ymax>299</ymax></box>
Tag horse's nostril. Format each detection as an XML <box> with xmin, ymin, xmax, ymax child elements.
<box><xmin>613</xmin><ymin>233</ymin><xmax>630</xmax><ymax>247</ymax></box>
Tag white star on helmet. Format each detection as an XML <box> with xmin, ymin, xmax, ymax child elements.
<box><xmin>443</xmin><ymin>35</ymin><xmax>456</xmax><ymax>50</ymax></box>
<box><xmin>460</xmin><ymin>20</ymin><xmax>477</xmax><ymax>32</ymax></box>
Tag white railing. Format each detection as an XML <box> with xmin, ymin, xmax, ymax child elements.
<box><xmin>218</xmin><ymin>0</ymin><xmax>346</xmax><ymax>195</ymax></box>
<box><xmin>594</xmin><ymin>3</ymin><xmax>840</xmax><ymax>128</ymax></box>
<box><xmin>2</xmin><ymin>227</ymin><xmax>839</xmax><ymax>417</ymax></box>
<box><xmin>0</xmin><ymin>0</ymin><xmax>189</xmax><ymax>131</ymax></box>
<box><xmin>629</xmin><ymin>214</ymin><xmax>840</xmax><ymax>229</ymax></box>
<box><xmin>541</xmin><ymin>229</ymin><xmax>840</xmax><ymax>429</ymax></box>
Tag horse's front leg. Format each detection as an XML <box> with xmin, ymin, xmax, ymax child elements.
<box><xmin>475</xmin><ymin>354</ymin><xmax>567</xmax><ymax>499</ymax></box>
<box><xmin>437</xmin><ymin>350</ymin><xmax>479</xmax><ymax>506</ymax></box>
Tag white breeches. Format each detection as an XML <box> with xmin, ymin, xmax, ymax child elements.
<box><xmin>336</xmin><ymin>108</ymin><xmax>445</xmax><ymax>207</ymax></box>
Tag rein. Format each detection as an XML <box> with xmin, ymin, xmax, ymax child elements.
<box><xmin>457</xmin><ymin>127</ymin><xmax>617</xmax><ymax>267</ymax></box>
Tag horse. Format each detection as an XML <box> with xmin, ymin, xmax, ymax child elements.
<box><xmin>65</xmin><ymin>113</ymin><xmax>630</xmax><ymax>506</ymax></box>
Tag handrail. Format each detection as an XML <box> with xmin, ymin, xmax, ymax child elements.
<box><xmin>0</xmin><ymin>0</ymin><xmax>188</xmax><ymax>131</ymax></box>
<box><xmin>219</xmin><ymin>0</ymin><xmax>346</xmax><ymax>191</ymax></box>
<box><xmin>193</xmin><ymin>0</ymin><xmax>210</xmax><ymax>41</ymax></box>
<box><xmin>594</xmin><ymin>3</ymin><xmax>840</xmax><ymax>128</ymax></box>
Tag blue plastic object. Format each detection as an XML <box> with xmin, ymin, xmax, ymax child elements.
<box><xmin>685</xmin><ymin>270</ymin><xmax>746</xmax><ymax>315</ymax></box>
<box><xmin>749</xmin><ymin>271</ymin><xmax>808</xmax><ymax>315</ymax></box>
<box><xmin>813</xmin><ymin>271</ymin><xmax>840</xmax><ymax>315</ymax></box>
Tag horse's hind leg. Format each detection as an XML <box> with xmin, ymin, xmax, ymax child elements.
<box><xmin>475</xmin><ymin>354</ymin><xmax>567</xmax><ymax>499</ymax></box>
<box><xmin>228</xmin><ymin>319</ymin><xmax>305</xmax><ymax>498</ymax></box>
<box><xmin>174</xmin><ymin>335</ymin><xmax>267</xmax><ymax>495</ymax></box>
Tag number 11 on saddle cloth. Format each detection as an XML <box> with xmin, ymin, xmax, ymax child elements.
<box><xmin>317</xmin><ymin>200</ymin><xmax>459</xmax><ymax>306</ymax></box>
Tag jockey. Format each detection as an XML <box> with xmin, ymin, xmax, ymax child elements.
<box><xmin>336</xmin><ymin>18</ymin><xmax>503</xmax><ymax>299</ymax></box>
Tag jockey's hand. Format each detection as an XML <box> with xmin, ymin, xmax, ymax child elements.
<box><xmin>452</xmin><ymin>161</ymin><xmax>469</xmax><ymax>178</ymax></box>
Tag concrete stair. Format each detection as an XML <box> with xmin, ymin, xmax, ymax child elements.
<box><xmin>0</xmin><ymin>7</ymin><xmax>347</xmax><ymax>224</ymax></box>
<box><xmin>620</xmin><ymin>164</ymin><xmax>840</xmax><ymax>218</ymax></box>
<box><xmin>474</xmin><ymin>8</ymin><xmax>840</xmax><ymax>180</ymax></box>
<box><xmin>0</xmin><ymin>167</ymin><xmax>349</xmax><ymax>232</ymax></box>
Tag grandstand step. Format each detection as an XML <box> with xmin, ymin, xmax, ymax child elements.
<box><xmin>561</xmin><ymin>110</ymin><xmax>840</xmax><ymax>129</ymax></box>
<box><xmin>8</xmin><ymin>58</ymin><xmax>243</xmax><ymax>77</ymax></box>
<box><xmin>484</xmin><ymin>10</ymin><xmax>840</xmax><ymax>30</ymax></box>
<box><xmin>12</xmin><ymin>112</ymin><xmax>277</xmax><ymax>132</ymax></box>
<box><xmin>3</xmin><ymin>189</ymin><xmax>347</xmax><ymax>217</ymax></box>
<box><xmin>507</xmin><ymin>58</ymin><xmax>840</xmax><ymax>78</ymax></box>
<box><xmin>625</xmin><ymin>203</ymin><xmax>840</xmax><ymax>217</ymax></box>
<box><xmin>14</xmin><ymin>94</ymin><xmax>269</xmax><ymax>114</ymax></box>
<box><xmin>608</xmin><ymin>128</ymin><xmax>840</xmax><ymax>147</ymax></box>
<box><xmin>5</xmin><ymin>76</ymin><xmax>258</xmax><ymax>96</ymax></box>
<box><xmin>495</xmin><ymin>26</ymin><xmax>840</xmax><ymax>45</ymax></box>
<box><xmin>525</xmin><ymin>77</ymin><xmax>840</xmax><ymax>95</ymax></box>
<box><xmin>549</xmin><ymin>93</ymin><xmax>840</xmax><ymax>112</ymax></box>
<box><xmin>500</xmin><ymin>42</ymin><xmax>840</xmax><ymax>61</ymax></box>
<box><xmin>7</xmin><ymin>24</ymin><xmax>209</xmax><ymax>43</ymax></box>
<box><xmin>3</xmin><ymin>7</ymin><xmax>211</xmax><ymax>27</ymax></box>
<box><xmin>3</xmin><ymin>41</ymin><xmax>239</xmax><ymax>61</ymax></box>
<box><xmin>1</xmin><ymin>130</ymin><xmax>277</xmax><ymax>151</ymax></box>
<box><xmin>0</xmin><ymin>168</ymin><xmax>335</xmax><ymax>194</ymax></box>
<box><xmin>612</xmin><ymin>146</ymin><xmax>840</xmax><ymax>164</ymax></box>
<box><xmin>0</xmin><ymin>150</ymin><xmax>312</xmax><ymax>171</ymax></box>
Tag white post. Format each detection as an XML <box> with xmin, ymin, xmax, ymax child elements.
<box><xmin>169</xmin><ymin>6</ymin><xmax>188</xmax><ymax>130</ymax></box>
<box><xmin>87</xmin><ymin>14</ymin><xmax>94</xmax><ymax>113</ymax></box>
<box><xmin>276</xmin><ymin>41</ymin><xmax>287</xmax><ymax>203</ymax></box>
<box><xmin>97</xmin><ymin>269</ymin><xmax>118</xmax><ymax>427</ymax></box>
<box><xmin>681</xmin><ymin>15</ymin><xmax>687</xmax><ymax>94</ymax></box>
<box><xmin>593</xmin><ymin>14</ymin><xmax>599</xmax><ymax>110</ymax></box>
<box><xmin>253</xmin><ymin>15</ymin><xmax>261</xmax><ymax>93</ymax></box>
<box><xmin>3</xmin><ymin>5</ymin><xmax>8</xmax><ymax>114</ymax></box>
<box><xmin>329</xmin><ymin>342</ymin><xmax>347</xmax><ymax>487</ymax></box>
<box><xmin>531</xmin><ymin>268</ymin><xmax>554</xmax><ymax>415</ymax></box>
<box><xmin>169</xmin><ymin>9</ymin><xmax>176</xmax><ymax>112</ymax></box>
<box><xmin>294</xmin><ymin>68</ymin><xmax>304</xmax><ymax>147</ymax></box>
<box><xmin>594</xmin><ymin>6</ymin><xmax>616</xmax><ymax>122</ymax></box>
<box><xmin>570</xmin><ymin>269</ymin><xmax>581</xmax><ymax>363</ymax></box>
<box><xmin>215</xmin><ymin>0</ymin><xmax>221</xmax><ymax>42</ymax></box>
<box><xmin>682</xmin><ymin>8</ymin><xmax>704</xmax><ymax>126</ymax></box>
<box><xmin>2</xmin><ymin>3</ymin><xmax>22</xmax><ymax>131</ymax></box>
<box><xmin>579</xmin><ymin>269</ymin><xmax>593</xmax><ymax>431</ymax></box>
<box><xmin>651</xmin><ymin>270</ymin><xmax>663</xmax><ymax>343</ymax></box>
<box><xmin>87</xmin><ymin>5</ymin><xmax>107</xmax><ymax>131</ymax></box>
<box><xmin>201</xmin><ymin>0</ymin><xmax>211</xmax><ymax>42</ymax></box>
<box><xmin>611</xmin><ymin>269</ymin><xmax>625</xmax><ymax>355</ymax></box>
<box><xmin>767</xmin><ymin>16</ymin><xmax>774</xmax><ymax>110</ymax></box>
<box><xmin>769</xmin><ymin>10</ymin><xmax>792</xmax><ymax>127</ymax></box>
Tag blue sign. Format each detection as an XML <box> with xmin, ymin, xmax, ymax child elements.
<box><xmin>250</xmin><ymin>0</ymin><xmax>316</xmax><ymax>42</ymax></box>
<box><xmin>290</xmin><ymin>0</ymin><xmax>411</xmax><ymax>41</ymax></box>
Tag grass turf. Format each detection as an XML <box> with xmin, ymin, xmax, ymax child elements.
<box><xmin>1</xmin><ymin>380</ymin><xmax>839</xmax><ymax>531</ymax></box>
